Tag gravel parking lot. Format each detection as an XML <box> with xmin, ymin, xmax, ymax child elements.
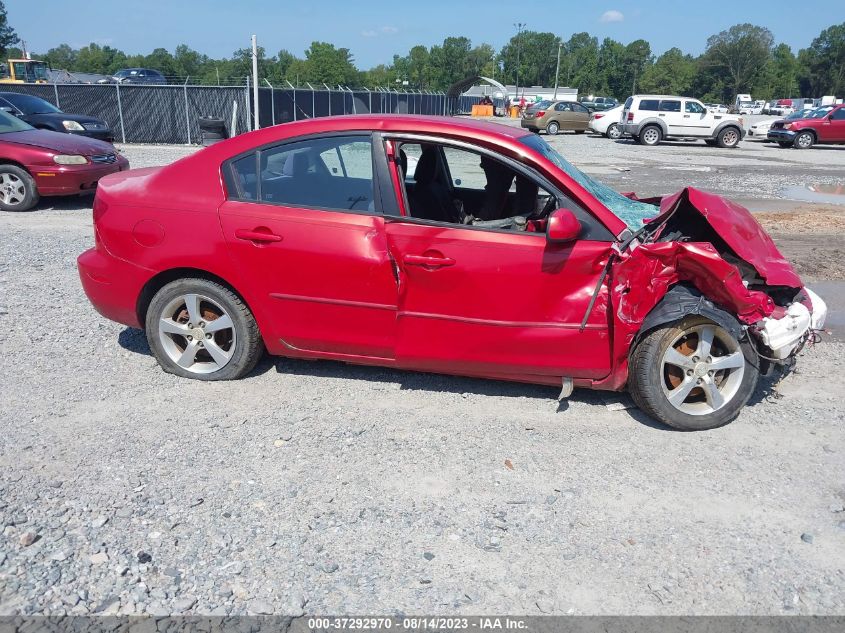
<box><xmin>1</xmin><ymin>124</ymin><xmax>843</xmax><ymax>617</ymax></box>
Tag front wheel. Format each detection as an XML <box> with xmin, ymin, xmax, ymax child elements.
<box><xmin>793</xmin><ymin>131</ymin><xmax>815</xmax><ymax>149</ymax></box>
<box><xmin>606</xmin><ymin>124</ymin><xmax>621</xmax><ymax>140</ymax></box>
<box><xmin>145</xmin><ymin>278</ymin><xmax>263</xmax><ymax>381</ymax></box>
<box><xmin>546</xmin><ymin>121</ymin><xmax>560</xmax><ymax>135</ymax></box>
<box><xmin>0</xmin><ymin>165</ymin><xmax>39</xmax><ymax>212</ymax></box>
<box><xmin>628</xmin><ymin>316</ymin><xmax>758</xmax><ymax>431</ymax></box>
<box><xmin>716</xmin><ymin>127</ymin><xmax>741</xmax><ymax>148</ymax></box>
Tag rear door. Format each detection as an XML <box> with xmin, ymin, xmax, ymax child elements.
<box><xmin>658</xmin><ymin>99</ymin><xmax>685</xmax><ymax>136</ymax></box>
<box><xmin>218</xmin><ymin>133</ymin><xmax>399</xmax><ymax>359</ymax></box>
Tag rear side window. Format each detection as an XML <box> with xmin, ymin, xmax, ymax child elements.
<box><xmin>225</xmin><ymin>135</ymin><xmax>375</xmax><ymax>212</ymax></box>
<box><xmin>659</xmin><ymin>100</ymin><xmax>681</xmax><ymax>112</ymax></box>
<box><xmin>639</xmin><ymin>99</ymin><xmax>660</xmax><ymax>111</ymax></box>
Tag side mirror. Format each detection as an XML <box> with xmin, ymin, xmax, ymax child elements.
<box><xmin>547</xmin><ymin>208</ymin><xmax>581</xmax><ymax>243</ymax></box>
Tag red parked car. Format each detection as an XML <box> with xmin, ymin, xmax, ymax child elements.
<box><xmin>0</xmin><ymin>109</ymin><xmax>128</xmax><ymax>211</ymax></box>
<box><xmin>78</xmin><ymin>115</ymin><xmax>827</xmax><ymax>431</ymax></box>
<box><xmin>768</xmin><ymin>104</ymin><xmax>845</xmax><ymax>149</ymax></box>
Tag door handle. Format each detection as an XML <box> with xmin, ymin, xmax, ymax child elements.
<box><xmin>235</xmin><ymin>229</ymin><xmax>282</xmax><ymax>243</ymax></box>
<box><xmin>683</xmin><ymin>115</ymin><xmax>690</xmax><ymax>118</ymax></box>
<box><xmin>403</xmin><ymin>254</ymin><xmax>455</xmax><ymax>268</ymax></box>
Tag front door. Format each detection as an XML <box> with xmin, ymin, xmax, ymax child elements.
<box><xmin>384</xmin><ymin>141</ymin><xmax>614</xmax><ymax>380</ymax></box>
<box><xmin>818</xmin><ymin>107</ymin><xmax>845</xmax><ymax>142</ymax></box>
<box><xmin>218</xmin><ymin>134</ymin><xmax>398</xmax><ymax>359</ymax></box>
<box><xmin>679</xmin><ymin>100</ymin><xmax>711</xmax><ymax>136</ymax></box>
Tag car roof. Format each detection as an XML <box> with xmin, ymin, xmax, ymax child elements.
<box><xmin>632</xmin><ymin>95</ymin><xmax>695</xmax><ymax>100</ymax></box>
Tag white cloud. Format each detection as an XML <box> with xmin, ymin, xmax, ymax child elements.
<box><xmin>380</xmin><ymin>26</ymin><xmax>399</xmax><ymax>34</ymax></box>
<box><xmin>599</xmin><ymin>10</ymin><xmax>624</xmax><ymax>23</ymax></box>
<box><xmin>361</xmin><ymin>26</ymin><xmax>398</xmax><ymax>38</ymax></box>
<box><xmin>361</xmin><ymin>30</ymin><xmax>378</xmax><ymax>38</ymax></box>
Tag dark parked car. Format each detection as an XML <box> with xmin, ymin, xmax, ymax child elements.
<box><xmin>0</xmin><ymin>92</ymin><xmax>114</xmax><ymax>142</ymax></box>
<box><xmin>107</xmin><ymin>68</ymin><xmax>167</xmax><ymax>85</ymax></box>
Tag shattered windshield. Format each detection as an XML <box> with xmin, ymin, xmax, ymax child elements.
<box><xmin>519</xmin><ymin>134</ymin><xmax>657</xmax><ymax>229</ymax></box>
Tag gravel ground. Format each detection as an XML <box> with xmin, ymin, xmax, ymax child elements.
<box><xmin>0</xmin><ymin>129</ymin><xmax>843</xmax><ymax>617</ymax></box>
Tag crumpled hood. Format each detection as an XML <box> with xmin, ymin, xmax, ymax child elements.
<box><xmin>651</xmin><ymin>187</ymin><xmax>802</xmax><ymax>289</ymax></box>
<box><xmin>2</xmin><ymin>129</ymin><xmax>114</xmax><ymax>155</ymax></box>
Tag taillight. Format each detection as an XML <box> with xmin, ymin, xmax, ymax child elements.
<box><xmin>594</xmin><ymin>113</ymin><xmax>605</xmax><ymax>119</ymax></box>
<box><xmin>535</xmin><ymin>111</ymin><xmax>545</xmax><ymax>118</ymax></box>
<box><xmin>627</xmin><ymin>112</ymin><xmax>634</xmax><ymax>122</ymax></box>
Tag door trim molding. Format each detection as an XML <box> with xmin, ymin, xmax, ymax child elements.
<box><xmin>270</xmin><ymin>292</ymin><xmax>397</xmax><ymax>312</ymax></box>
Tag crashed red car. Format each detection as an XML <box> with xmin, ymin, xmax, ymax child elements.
<box><xmin>0</xmin><ymin>109</ymin><xmax>128</xmax><ymax>212</ymax></box>
<box><xmin>77</xmin><ymin>115</ymin><xmax>827</xmax><ymax>431</ymax></box>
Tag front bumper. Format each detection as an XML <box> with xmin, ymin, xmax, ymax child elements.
<box><xmin>32</xmin><ymin>155</ymin><xmax>129</xmax><ymax>196</ymax></box>
<box><xmin>767</xmin><ymin>129</ymin><xmax>796</xmax><ymax>142</ymax></box>
<box><xmin>757</xmin><ymin>288</ymin><xmax>828</xmax><ymax>359</ymax></box>
<box><xmin>69</xmin><ymin>129</ymin><xmax>115</xmax><ymax>143</ymax></box>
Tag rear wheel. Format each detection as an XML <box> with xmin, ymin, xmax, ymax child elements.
<box><xmin>793</xmin><ymin>131</ymin><xmax>815</xmax><ymax>149</ymax></box>
<box><xmin>716</xmin><ymin>126</ymin><xmax>741</xmax><ymax>148</ymax></box>
<box><xmin>638</xmin><ymin>125</ymin><xmax>662</xmax><ymax>146</ymax></box>
<box><xmin>145</xmin><ymin>278</ymin><xmax>263</xmax><ymax>381</ymax></box>
<box><xmin>606</xmin><ymin>124</ymin><xmax>621</xmax><ymax>140</ymax></box>
<box><xmin>546</xmin><ymin>121</ymin><xmax>560</xmax><ymax>135</ymax></box>
<box><xmin>0</xmin><ymin>164</ymin><xmax>39</xmax><ymax>212</ymax></box>
<box><xmin>628</xmin><ymin>316</ymin><xmax>758</xmax><ymax>431</ymax></box>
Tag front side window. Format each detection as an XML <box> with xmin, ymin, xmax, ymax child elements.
<box><xmin>831</xmin><ymin>108</ymin><xmax>845</xmax><ymax>121</ymax></box>
<box><xmin>226</xmin><ymin>135</ymin><xmax>375</xmax><ymax>212</ymax></box>
<box><xmin>685</xmin><ymin>101</ymin><xmax>705</xmax><ymax>114</ymax></box>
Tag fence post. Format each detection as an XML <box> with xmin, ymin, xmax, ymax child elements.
<box><xmin>115</xmin><ymin>82</ymin><xmax>126</xmax><ymax>144</ymax></box>
<box><xmin>325</xmin><ymin>84</ymin><xmax>332</xmax><ymax>116</ymax></box>
<box><xmin>244</xmin><ymin>80</ymin><xmax>251</xmax><ymax>131</ymax></box>
<box><xmin>53</xmin><ymin>83</ymin><xmax>60</xmax><ymax>109</ymax></box>
<box><xmin>264</xmin><ymin>79</ymin><xmax>275</xmax><ymax>126</ymax></box>
<box><xmin>306</xmin><ymin>83</ymin><xmax>315</xmax><ymax>119</ymax></box>
<box><xmin>183</xmin><ymin>77</ymin><xmax>192</xmax><ymax>145</ymax></box>
<box><xmin>367</xmin><ymin>88</ymin><xmax>372</xmax><ymax>114</ymax></box>
<box><xmin>287</xmin><ymin>81</ymin><xmax>297</xmax><ymax>121</ymax></box>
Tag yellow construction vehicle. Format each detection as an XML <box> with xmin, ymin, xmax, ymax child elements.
<box><xmin>0</xmin><ymin>59</ymin><xmax>49</xmax><ymax>83</ymax></box>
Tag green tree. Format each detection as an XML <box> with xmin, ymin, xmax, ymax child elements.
<box><xmin>639</xmin><ymin>48</ymin><xmax>696</xmax><ymax>95</ymax></box>
<box><xmin>42</xmin><ymin>44</ymin><xmax>78</xmax><ymax>70</ymax></box>
<box><xmin>758</xmin><ymin>43</ymin><xmax>799</xmax><ymax>99</ymax></box>
<box><xmin>701</xmin><ymin>23</ymin><xmax>774</xmax><ymax>100</ymax></box>
<box><xmin>799</xmin><ymin>23</ymin><xmax>845</xmax><ymax>96</ymax></box>
<box><xmin>621</xmin><ymin>39</ymin><xmax>652</xmax><ymax>96</ymax></box>
<box><xmin>302</xmin><ymin>41</ymin><xmax>359</xmax><ymax>86</ymax></box>
<box><xmin>74</xmin><ymin>43</ymin><xmax>127</xmax><ymax>74</ymax></box>
<box><xmin>500</xmin><ymin>30</ymin><xmax>559</xmax><ymax>89</ymax></box>
<box><xmin>0</xmin><ymin>1</ymin><xmax>17</xmax><ymax>58</ymax></box>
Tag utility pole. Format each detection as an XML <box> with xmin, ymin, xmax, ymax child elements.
<box><xmin>251</xmin><ymin>35</ymin><xmax>260</xmax><ymax>130</ymax></box>
<box><xmin>513</xmin><ymin>23</ymin><xmax>526</xmax><ymax>98</ymax></box>
<box><xmin>553</xmin><ymin>40</ymin><xmax>562</xmax><ymax>100</ymax></box>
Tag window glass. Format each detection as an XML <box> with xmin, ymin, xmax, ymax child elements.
<box><xmin>624</xmin><ymin>97</ymin><xmax>633</xmax><ymax>109</ymax></box>
<box><xmin>659</xmin><ymin>100</ymin><xmax>681</xmax><ymax>112</ymax></box>
<box><xmin>227</xmin><ymin>135</ymin><xmax>374</xmax><ymax>212</ymax></box>
<box><xmin>639</xmin><ymin>99</ymin><xmax>659</xmax><ymax>111</ymax></box>
<box><xmin>685</xmin><ymin>101</ymin><xmax>705</xmax><ymax>114</ymax></box>
<box><xmin>572</xmin><ymin>103</ymin><xmax>589</xmax><ymax>113</ymax></box>
<box><xmin>831</xmin><ymin>108</ymin><xmax>845</xmax><ymax>121</ymax></box>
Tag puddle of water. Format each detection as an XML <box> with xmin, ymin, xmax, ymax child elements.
<box><xmin>782</xmin><ymin>184</ymin><xmax>845</xmax><ymax>205</ymax></box>
<box><xmin>809</xmin><ymin>281</ymin><xmax>844</xmax><ymax>339</ymax></box>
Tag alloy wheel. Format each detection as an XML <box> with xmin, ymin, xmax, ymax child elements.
<box><xmin>660</xmin><ymin>323</ymin><xmax>745</xmax><ymax>416</ymax></box>
<box><xmin>0</xmin><ymin>173</ymin><xmax>26</xmax><ymax>207</ymax></box>
<box><xmin>795</xmin><ymin>132</ymin><xmax>814</xmax><ymax>149</ymax></box>
<box><xmin>157</xmin><ymin>293</ymin><xmax>237</xmax><ymax>374</ymax></box>
<box><xmin>721</xmin><ymin>129</ymin><xmax>739</xmax><ymax>147</ymax></box>
<box><xmin>607</xmin><ymin>124</ymin><xmax>621</xmax><ymax>140</ymax></box>
<box><xmin>642</xmin><ymin>127</ymin><xmax>660</xmax><ymax>145</ymax></box>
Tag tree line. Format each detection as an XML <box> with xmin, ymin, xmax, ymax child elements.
<box><xmin>1</xmin><ymin>1</ymin><xmax>843</xmax><ymax>101</ymax></box>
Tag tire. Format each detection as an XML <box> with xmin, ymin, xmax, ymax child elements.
<box><xmin>778</xmin><ymin>142</ymin><xmax>792</xmax><ymax>149</ymax></box>
<box><xmin>145</xmin><ymin>278</ymin><xmax>263</xmax><ymax>381</ymax></box>
<box><xmin>628</xmin><ymin>316</ymin><xmax>758</xmax><ymax>431</ymax></box>
<box><xmin>793</xmin><ymin>131</ymin><xmax>815</xmax><ymax>149</ymax></box>
<box><xmin>716</xmin><ymin>126</ymin><xmax>741</xmax><ymax>148</ymax></box>
<box><xmin>638</xmin><ymin>125</ymin><xmax>662</xmax><ymax>146</ymax></box>
<box><xmin>546</xmin><ymin>121</ymin><xmax>560</xmax><ymax>136</ymax></box>
<box><xmin>0</xmin><ymin>164</ymin><xmax>39</xmax><ymax>212</ymax></box>
<box><xmin>606</xmin><ymin>124</ymin><xmax>621</xmax><ymax>140</ymax></box>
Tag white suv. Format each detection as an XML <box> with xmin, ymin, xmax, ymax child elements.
<box><xmin>620</xmin><ymin>95</ymin><xmax>745</xmax><ymax>147</ymax></box>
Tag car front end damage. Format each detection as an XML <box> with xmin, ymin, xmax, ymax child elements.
<box><xmin>591</xmin><ymin>187</ymin><xmax>827</xmax><ymax>391</ymax></box>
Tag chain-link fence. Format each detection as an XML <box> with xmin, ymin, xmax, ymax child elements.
<box><xmin>0</xmin><ymin>83</ymin><xmax>477</xmax><ymax>145</ymax></box>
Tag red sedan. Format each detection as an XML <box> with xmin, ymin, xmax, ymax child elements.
<box><xmin>78</xmin><ymin>115</ymin><xmax>827</xmax><ymax>431</ymax></box>
<box><xmin>0</xmin><ymin>109</ymin><xmax>128</xmax><ymax>211</ymax></box>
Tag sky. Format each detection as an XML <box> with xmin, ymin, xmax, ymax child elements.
<box><xmin>7</xmin><ymin>0</ymin><xmax>845</xmax><ymax>68</ymax></box>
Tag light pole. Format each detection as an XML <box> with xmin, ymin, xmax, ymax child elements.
<box><xmin>553</xmin><ymin>39</ymin><xmax>562</xmax><ymax>99</ymax></box>
<box><xmin>513</xmin><ymin>23</ymin><xmax>526</xmax><ymax>99</ymax></box>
